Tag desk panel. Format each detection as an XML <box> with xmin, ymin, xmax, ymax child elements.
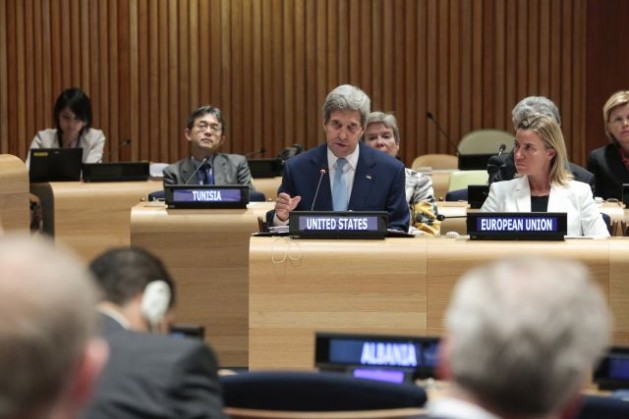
<box><xmin>38</xmin><ymin>180</ymin><xmax>163</xmax><ymax>261</ymax></box>
<box><xmin>252</xmin><ymin>177</ymin><xmax>281</xmax><ymax>201</ymax></box>
<box><xmin>249</xmin><ymin>237</ymin><xmax>629</xmax><ymax>370</ymax></box>
<box><xmin>130</xmin><ymin>202</ymin><xmax>274</xmax><ymax>367</ymax></box>
<box><xmin>0</xmin><ymin>154</ymin><xmax>29</xmax><ymax>231</ymax></box>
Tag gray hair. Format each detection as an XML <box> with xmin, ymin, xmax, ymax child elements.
<box><xmin>446</xmin><ymin>257</ymin><xmax>610</xmax><ymax>417</ymax></box>
<box><xmin>322</xmin><ymin>84</ymin><xmax>371</xmax><ymax>127</ymax></box>
<box><xmin>511</xmin><ymin>96</ymin><xmax>561</xmax><ymax>130</ymax></box>
<box><xmin>0</xmin><ymin>235</ymin><xmax>99</xmax><ymax>418</ymax></box>
<box><xmin>365</xmin><ymin>112</ymin><xmax>401</xmax><ymax>144</ymax></box>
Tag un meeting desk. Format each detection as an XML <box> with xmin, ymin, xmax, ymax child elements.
<box><xmin>0</xmin><ymin>154</ymin><xmax>29</xmax><ymax>231</ymax></box>
<box><xmin>436</xmin><ymin>201</ymin><xmax>628</xmax><ymax>236</ymax></box>
<box><xmin>30</xmin><ymin>180</ymin><xmax>163</xmax><ymax>261</ymax></box>
<box><xmin>249</xmin><ymin>236</ymin><xmax>629</xmax><ymax>370</ymax></box>
<box><xmin>130</xmin><ymin>201</ymin><xmax>275</xmax><ymax>367</ymax></box>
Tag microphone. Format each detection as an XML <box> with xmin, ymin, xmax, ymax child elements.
<box><xmin>426</xmin><ymin>112</ymin><xmax>459</xmax><ymax>154</ymax></box>
<box><xmin>245</xmin><ymin>147</ymin><xmax>266</xmax><ymax>158</ymax></box>
<box><xmin>434</xmin><ymin>214</ymin><xmax>468</xmax><ymax>222</ymax></box>
<box><xmin>310</xmin><ymin>168</ymin><xmax>328</xmax><ymax>211</ymax></box>
<box><xmin>184</xmin><ymin>156</ymin><xmax>210</xmax><ymax>185</ymax></box>
<box><xmin>99</xmin><ymin>139</ymin><xmax>131</xmax><ymax>162</ymax></box>
<box><xmin>498</xmin><ymin>144</ymin><xmax>506</xmax><ymax>156</ymax></box>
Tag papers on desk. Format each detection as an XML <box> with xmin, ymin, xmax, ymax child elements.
<box><xmin>268</xmin><ymin>225</ymin><xmax>289</xmax><ymax>235</ymax></box>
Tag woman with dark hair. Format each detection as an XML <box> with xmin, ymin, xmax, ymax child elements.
<box><xmin>26</xmin><ymin>87</ymin><xmax>105</xmax><ymax>166</ymax></box>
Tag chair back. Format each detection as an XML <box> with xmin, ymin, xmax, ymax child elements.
<box><xmin>220</xmin><ymin>371</ymin><xmax>427</xmax><ymax>413</ymax></box>
<box><xmin>447</xmin><ymin>170</ymin><xmax>488</xmax><ymax>192</ymax></box>
<box><xmin>575</xmin><ymin>394</ymin><xmax>629</xmax><ymax>419</ymax></box>
<box><xmin>458</xmin><ymin>129</ymin><xmax>514</xmax><ymax>154</ymax></box>
<box><xmin>411</xmin><ymin>154</ymin><xmax>458</xmax><ymax>171</ymax></box>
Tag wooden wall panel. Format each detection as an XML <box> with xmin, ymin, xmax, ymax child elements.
<box><xmin>0</xmin><ymin>0</ymin><xmax>598</xmax><ymax>167</ymax></box>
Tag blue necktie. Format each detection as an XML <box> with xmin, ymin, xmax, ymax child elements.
<box><xmin>332</xmin><ymin>158</ymin><xmax>348</xmax><ymax>211</ymax></box>
<box><xmin>205</xmin><ymin>164</ymin><xmax>214</xmax><ymax>185</ymax></box>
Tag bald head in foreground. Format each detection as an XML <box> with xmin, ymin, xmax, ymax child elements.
<box><xmin>430</xmin><ymin>257</ymin><xmax>611</xmax><ymax>419</ymax></box>
<box><xmin>0</xmin><ymin>235</ymin><xmax>107</xmax><ymax>419</ymax></box>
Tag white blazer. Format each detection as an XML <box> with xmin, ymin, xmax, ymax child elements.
<box><xmin>26</xmin><ymin>128</ymin><xmax>106</xmax><ymax>167</ymax></box>
<box><xmin>481</xmin><ymin>176</ymin><xmax>610</xmax><ymax>237</ymax></box>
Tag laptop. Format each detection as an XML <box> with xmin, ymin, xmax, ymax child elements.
<box><xmin>29</xmin><ymin>148</ymin><xmax>83</xmax><ymax>182</ymax></box>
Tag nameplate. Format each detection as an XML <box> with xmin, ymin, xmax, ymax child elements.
<box><xmin>315</xmin><ymin>332</ymin><xmax>440</xmax><ymax>383</ymax></box>
<box><xmin>83</xmin><ymin>162</ymin><xmax>150</xmax><ymax>182</ymax></box>
<box><xmin>467</xmin><ymin>212</ymin><xmax>567</xmax><ymax>241</ymax></box>
<box><xmin>165</xmin><ymin>185</ymin><xmax>249</xmax><ymax>209</ymax></box>
<box><xmin>288</xmin><ymin>211</ymin><xmax>387</xmax><ymax>239</ymax></box>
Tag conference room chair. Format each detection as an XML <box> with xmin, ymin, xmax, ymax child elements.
<box><xmin>457</xmin><ymin>129</ymin><xmax>514</xmax><ymax>155</ymax></box>
<box><xmin>447</xmin><ymin>170</ymin><xmax>488</xmax><ymax>192</ymax></box>
<box><xmin>575</xmin><ymin>394</ymin><xmax>629</xmax><ymax>419</ymax></box>
<box><xmin>220</xmin><ymin>371</ymin><xmax>427</xmax><ymax>418</ymax></box>
<box><xmin>411</xmin><ymin>154</ymin><xmax>458</xmax><ymax>171</ymax></box>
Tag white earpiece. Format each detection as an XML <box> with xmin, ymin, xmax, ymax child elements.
<box><xmin>141</xmin><ymin>280</ymin><xmax>171</xmax><ymax>332</ymax></box>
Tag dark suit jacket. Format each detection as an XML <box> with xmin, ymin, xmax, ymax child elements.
<box><xmin>487</xmin><ymin>152</ymin><xmax>596</xmax><ymax>195</ymax></box>
<box><xmin>266</xmin><ymin>143</ymin><xmax>410</xmax><ymax>231</ymax></box>
<box><xmin>587</xmin><ymin>144</ymin><xmax>629</xmax><ymax>200</ymax></box>
<box><xmin>81</xmin><ymin>314</ymin><xmax>226</xmax><ymax>419</ymax></box>
<box><xmin>163</xmin><ymin>154</ymin><xmax>255</xmax><ymax>192</ymax></box>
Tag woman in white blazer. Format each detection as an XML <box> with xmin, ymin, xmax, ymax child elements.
<box><xmin>26</xmin><ymin>88</ymin><xmax>105</xmax><ymax>167</ymax></box>
<box><xmin>481</xmin><ymin>114</ymin><xmax>609</xmax><ymax>237</ymax></box>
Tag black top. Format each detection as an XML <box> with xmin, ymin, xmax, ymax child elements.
<box><xmin>587</xmin><ymin>143</ymin><xmax>629</xmax><ymax>200</ymax></box>
<box><xmin>531</xmin><ymin>195</ymin><xmax>549</xmax><ymax>212</ymax></box>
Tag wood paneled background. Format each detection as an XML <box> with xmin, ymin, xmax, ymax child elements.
<box><xmin>0</xmin><ymin>0</ymin><xmax>623</xmax><ymax>167</ymax></box>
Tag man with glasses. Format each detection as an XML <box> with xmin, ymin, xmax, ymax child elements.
<box><xmin>267</xmin><ymin>84</ymin><xmax>409</xmax><ymax>231</ymax></box>
<box><xmin>163</xmin><ymin>105</ymin><xmax>256</xmax><ymax>192</ymax></box>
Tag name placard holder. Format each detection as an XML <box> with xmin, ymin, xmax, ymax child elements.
<box><xmin>165</xmin><ymin>185</ymin><xmax>249</xmax><ymax>209</ymax></box>
<box><xmin>467</xmin><ymin>212</ymin><xmax>567</xmax><ymax>241</ymax></box>
<box><xmin>289</xmin><ymin>211</ymin><xmax>387</xmax><ymax>239</ymax></box>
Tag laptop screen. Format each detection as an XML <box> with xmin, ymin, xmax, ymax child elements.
<box><xmin>29</xmin><ymin>148</ymin><xmax>83</xmax><ymax>182</ymax></box>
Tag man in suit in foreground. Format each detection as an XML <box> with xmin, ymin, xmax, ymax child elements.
<box><xmin>163</xmin><ymin>105</ymin><xmax>256</xmax><ymax>193</ymax></box>
<box><xmin>427</xmin><ymin>257</ymin><xmax>610</xmax><ymax>419</ymax></box>
<box><xmin>0</xmin><ymin>235</ymin><xmax>107</xmax><ymax>419</ymax></box>
<box><xmin>81</xmin><ymin>247</ymin><xmax>226</xmax><ymax>419</ymax></box>
<box><xmin>268</xmin><ymin>84</ymin><xmax>410</xmax><ymax>231</ymax></box>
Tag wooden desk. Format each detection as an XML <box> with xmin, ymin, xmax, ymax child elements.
<box><xmin>32</xmin><ymin>180</ymin><xmax>162</xmax><ymax>261</ymax></box>
<box><xmin>0</xmin><ymin>154</ymin><xmax>29</xmax><ymax>231</ymax></box>
<box><xmin>249</xmin><ymin>237</ymin><xmax>629</xmax><ymax>370</ymax></box>
<box><xmin>436</xmin><ymin>201</ymin><xmax>626</xmax><ymax>236</ymax></box>
<box><xmin>130</xmin><ymin>201</ymin><xmax>275</xmax><ymax>367</ymax></box>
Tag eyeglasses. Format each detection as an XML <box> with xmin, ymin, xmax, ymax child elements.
<box><xmin>327</xmin><ymin>120</ymin><xmax>362</xmax><ymax>134</ymax></box>
<box><xmin>195</xmin><ymin>122</ymin><xmax>222</xmax><ymax>132</ymax></box>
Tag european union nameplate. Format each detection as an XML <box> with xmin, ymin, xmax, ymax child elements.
<box><xmin>165</xmin><ymin>185</ymin><xmax>249</xmax><ymax>209</ymax></box>
<box><xmin>289</xmin><ymin>211</ymin><xmax>387</xmax><ymax>239</ymax></box>
<box><xmin>467</xmin><ymin>212</ymin><xmax>567</xmax><ymax>241</ymax></box>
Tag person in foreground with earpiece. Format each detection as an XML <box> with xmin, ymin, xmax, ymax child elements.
<box><xmin>267</xmin><ymin>84</ymin><xmax>410</xmax><ymax>231</ymax></box>
<box><xmin>26</xmin><ymin>87</ymin><xmax>106</xmax><ymax>167</ymax></box>
<box><xmin>363</xmin><ymin>111</ymin><xmax>440</xmax><ymax>235</ymax></box>
<box><xmin>163</xmin><ymin>105</ymin><xmax>256</xmax><ymax>194</ymax></box>
<box><xmin>80</xmin><ymin>246</ymin><xmax>226</xmax><ymax>419</ymax></box>
<box><xmin>426</xmin><ymin>257</ymin><xmax>610</xmax><ymax>419</ymax></box>
<box><xmin>481</xmin><ymin>114</ymin><xmax>609</xmax><ymax>237</ymax></box>
<box><xmin>0</xmin><ymin>234</ymin><xmax>108</xmax><ymax>419</ymax></box>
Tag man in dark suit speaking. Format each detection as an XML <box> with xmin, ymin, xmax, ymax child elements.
<box><xmin>267</xmin><ymin>84</ymin><xmax>409</xmax><ymax>231</ymax></box>
<box><xmin>80</xmin><ymin>247</ymin><xmax>225</xmax><ymax>419</ymax></box>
